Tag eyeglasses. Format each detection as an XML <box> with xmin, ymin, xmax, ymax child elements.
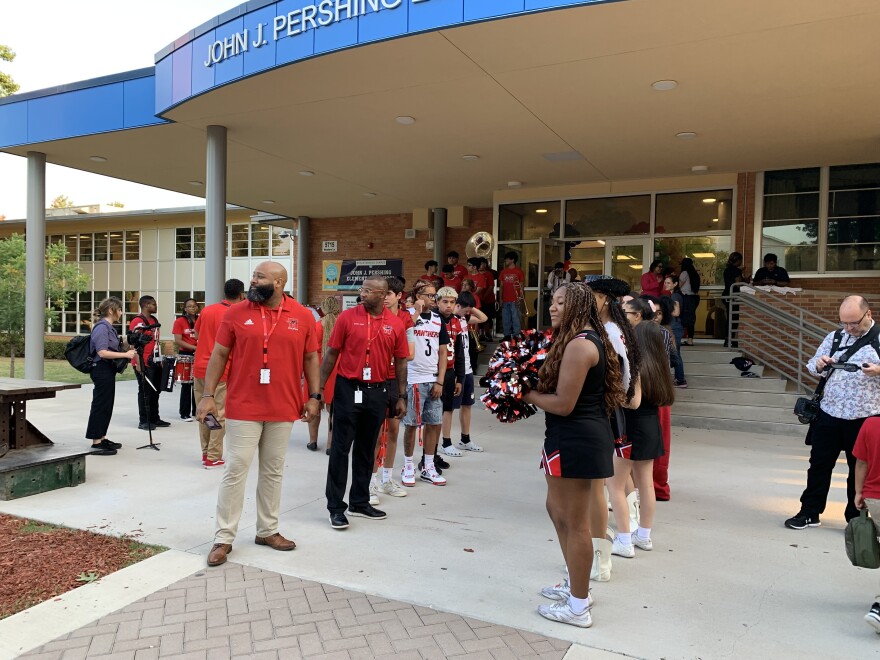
<box><xmin>839</xmin><ymin>310</ymin><xmax>869</xmax><ymax>329</ymax></box>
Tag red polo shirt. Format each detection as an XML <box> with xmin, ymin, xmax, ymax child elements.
<box><xmin>193</xmin><ymin>301</ymin><xmax>233</xmax><ymax>380</ymax></box>
<box><xmin>329</xmin><ymin>306</ymin><xmax>408</xmax><ymax>383</ymax></box>
<box><xmin>215</xmin><ymin>297</ymin><xmax>318</xmax><ymax>422</ymax></box>
<box><xmin>385</xmin><ymin>307</ymin><xmax>415</xmax><ymax>380</ymax></box>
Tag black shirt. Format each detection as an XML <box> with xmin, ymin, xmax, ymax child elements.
<box><xmin>723</xmin><ymin>265</ymin><xmax>744</xmax><ymax>297</ymax></box>
<box><xmin>753</xmin><ymin>266</ymin><xmax>790</xmax><ymax>286</ymax></box>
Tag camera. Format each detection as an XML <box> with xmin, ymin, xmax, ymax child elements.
<box><xmin>827</xmin><ymin>362</ymin><xmax>859</xmax><ymax>373</ymax></box>
<box><xmin>128</xmin><ymin>321</ymin><xmax>161</xmax><ymax>352</ymax></box>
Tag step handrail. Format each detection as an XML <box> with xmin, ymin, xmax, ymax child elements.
<box><xmin>723</xmin><ymin>284</ymin><xmax>836</xmax><ymax>393</ymax></box>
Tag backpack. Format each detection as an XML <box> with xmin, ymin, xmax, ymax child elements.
<box><xmin>65</xmin><ymin>334</ymin><xmax>94</xmax><ymax>373</ymax></box>
<box><xmin>845</xmin><ymin>508</ymin><xmax>880</xmax><ymax>569</ymax></box>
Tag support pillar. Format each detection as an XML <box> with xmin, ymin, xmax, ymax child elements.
<box><xmin>25</xmin><ymin>152</ymin><xmax>46</xmax><ymax>380</ymax></box>
<box><xmin>432</xmin><ymin>208</ymin><xmax>447</xmax><ymax>267</ymax></box>
<box><xmin>296</xmin><ymin>216</ymin><xmax>309</xmax><ymax>304</ymax></box>
<box><xmin>205</xmin><ymin>125</ymin><xmax>227</xmax><ymax>304</ymax></box>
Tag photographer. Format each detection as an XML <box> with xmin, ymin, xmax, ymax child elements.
<box><xmin>85</xmin><ymin>297</ymin><xmax>137</xmax><ymax>455</ymax></box>
<box><xmin>785</xmin><ymin>296</ymin><xmax>880</xmax><ymax>530</ymax></box>
<box><xmin>129</xmin><ymin>295</ymin><xmax>169</xmax><ymax>431</ymax></box>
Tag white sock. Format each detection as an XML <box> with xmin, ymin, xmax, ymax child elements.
<box><xmin>637</xmin><ymin>526</ymin><xmax>652</xmax><ymax>539</ymax></box>
<box><xmin>424</xmin><ymin>454</ymin><xmax>435</xmax><ymax>471</ymax></box>
<box><xmin>382</xmin><ymin>468</ymin><xmax>392</xmax><ymax>483</ymax></box>
<box><xmin>616</xmin><ymin>532</ymin><xmax>631</xmax><ymax>545</ymax></box>
<box><xmin>404</xmin><ymin>455</ymin><xmax>413</xmax><ymax>467</ymax></box>
<box><xmin>568</xmin><ymin>595</ymin><xmax>588</xmax><ymax>615</ymax></box>
<box><xmin>370</xmin><ymin>473</ymin><xmax>378</xmax><ymax>484</ymax></box>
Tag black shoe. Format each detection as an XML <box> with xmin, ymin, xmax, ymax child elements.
<box><xmin>418</xmin><ymin>457</ymin><xmax>442</xmax><ymax>475</ymax></box>
<box><xmin>138</xmin><ymin>423</ymin><xmax>157</xmax><ymax>431</ymax></box>
<box><xmin>434</xmin><ymin>454</ymin><xmax>450</xmax><ymax>470</ymax></box>
<box><xmin>154</xmin><ymin>419</ymin><xmax>171</xmax><ymax>427</ymax></box>
<box><xmin>784</xmin><ymin>512</ymin><xmax>821</xmax><ymax>530</ymax></box>
<box><xmin>865</xmin><ymin>603</ymin><xmax>880</xmax><ymax>633</ymax></box>
<box><xmin>90</xmin><ymin>445</ymin><xmax>117</xmax><ymax>456</ymax></box>
<box><xmin>96</xmin><ymin>438</ymin><xmax>122</xmax><ymax>450</ymax></box>
<box><xmin>348</xmin><ymin>504</ymin><xmax>387</xmax><ymax>520</ymax></box>
<box><xmin>326</xmin><ymin>447</ymin><xmax>331</xmax><ymax>456</ymax></box>
<box><xmin>329</xmin><ymin>513</ymin><xmax>349</xmax><ymax>529</ymax></box>
<box><xmin>306</xmin><ymin>442</ymin><xmax>318</xmax><ymax>451</ymax></box>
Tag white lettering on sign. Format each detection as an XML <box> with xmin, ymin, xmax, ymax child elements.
<box><xmin>323</xmin><ymin>240</ymin><xmax>338</xmax><ymax>252</ymax></box>
<box><xmin>205</xmin><ymin>0</ymin><xmax>422</xmax><ymax>67</ymax></box>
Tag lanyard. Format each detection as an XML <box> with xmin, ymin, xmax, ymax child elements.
<box><xmin>260</xmin><ymin>304</ymin><xmax>283</xmax><ymax>368</ymax></box>
<box><xmin>364</xmin><ymin>309</ymin><xmax>384</xmax><ymax>368</ymax></box>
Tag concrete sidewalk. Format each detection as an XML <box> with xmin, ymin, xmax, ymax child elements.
<box><xmin>2</xmin><ymin>380</ymin><xmax>879</xmax><ymax>659</ymax></box>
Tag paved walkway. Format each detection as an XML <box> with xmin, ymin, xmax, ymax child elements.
<box><xmin>20</xmin><ymin>562</ymin><xmax>570</xmax><ymax>660</ymax></box>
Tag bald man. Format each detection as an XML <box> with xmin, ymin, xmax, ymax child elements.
<box><xmin>785</xmin><ymin>296</ymin><xmax>880</xmax><ymax>529</ymax></box>
<box><xmin>198</xmin><ymin>262</ymin><xmax>321</xmax><ymax>566</ymax></box>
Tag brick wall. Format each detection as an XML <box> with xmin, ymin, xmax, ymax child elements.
<box><xmin>298</xmin><ymin>208</ymin><xmax>492</xmax><ymax>305</ymax></box>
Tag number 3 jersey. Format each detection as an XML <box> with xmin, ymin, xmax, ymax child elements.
<box><xmin>409</xmin><ymin>311</ymin><xmax>449</xmax><ymax>385</ymax></box>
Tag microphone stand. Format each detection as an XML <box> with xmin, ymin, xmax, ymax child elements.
<box><xmin>135</xmin><ymin>346</ymin><xmax>161</xmax><ymax>451</ymax></box>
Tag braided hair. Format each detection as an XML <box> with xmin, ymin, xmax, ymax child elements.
<box><xmin>319</xmin><ymin>296</ymin><xmax>340</xmax><ymax>357</ymax></box>
<box><xmin>537</xmin><ymin>283</ymin><xmax>627</xmax><ymax>414</ymax></box>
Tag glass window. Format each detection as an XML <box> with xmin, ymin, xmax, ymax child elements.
<box><xmin>251</xmin><ymin>224</ymin><xmax>270</xmax><ymax>257</ymax></box>
<box><xmin>498</xmin><ymin>203</ymin><xmax>560</xmax><ymax>241</ymax></box>
<box><xmin>497</xmin><ymin>243</ymin><xmax>541</xmax><ymax>288</ymax></box>
<box><xmin>193</xmin><ymin>227</ymin><xmax>205</xmax><ymax>258</ymax></box>
<box><xmin>610</xmin><ymin>244</ymin><xmax>645</xmax><ymax>293</ymax></box>
<box><xmin>655</xmin><ymin>190</ymin><xmax>733</xmax><ymax>233</ymax></box>
<box><xmin>108</xmin><ymin>232</ymin><xmax>123</xmax><ymax>261</ymax></box>
<box><xmin>272</xmin><ymin>227</ymin><xmax>291</xmax><ymax>256</ymax></box>
<box><xmin>829</xmin><ymin>163</ymin><xmax>880</xmax><ymax>190</ymax></box>
<box><xmin>94</xmin><ymin>232</ymin><xmax>108</xmax><ymax>261</ymax></box>
<box><xmin>827</xmin><ymin>163</ymin><xmax>880</xmax><ymax>271</ymax></box>
<box><xmin>125</xmin><ymin>230</ymin><xmax>140</xmax><ymax>260</ymax></box>
<box><xmin>764</xmin><ymin>168</ymin><xmax>820</xmax><ymax>194</ymax></box>
<box><xmin>78</xmin><ymin>234</ymin><xmax>93</xmax><ymax>261</ymax></box>
<box><xmin>175</xmin><ymin>291</ymin><xmax>193</xmax><ymax>315</ymax></box>
<box><xmin>826</xmin><ymin>244</ymin><xmax>880</xmax><ymax>271</ymax></box>
<box><xmin>565</xmin><ymin>196</ymin><xmax>650</xmax><ymax>237</ymax></box>
<box><xmin>176</xmin><ymin>227</ymin><xmax>192</xmax><ymax>259</ymax></box>
<box><xmin>193</xmin><ymin>290</ymin><xmax>205</xmax><ymax>308</ymax></box>
<box><xmin>567</xmin><ymin>240</ymin><xmax>605</xmax><ymax>280</ymax></box>
<box><xmin>763</xmin><ymin>194</ymin><xmax>820</xmax><ymax>221</ymax></box>
<box><xmin>654</xmin><ymin>236</ymin><xmax>732</xmax><ymax>287</ymax></box>
<box><xmin>64</xmin><ymin>235</ymin><xmax>77</xmax><ymax>262</ymax></box>
<box><xmin>230</xmin><ymin>224</ymin><xmax>249</xmax><ymax>257</ymax></box>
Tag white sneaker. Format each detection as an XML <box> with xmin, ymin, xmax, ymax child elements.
<box><xmin>378</xmin><ymin>479</ymin><xmax>407</xmax><ymax>497</ymax></box>
<box><xmin>420</xmin><ymin>468</ymin><xmax>447</xmax><ymax>486</ymax></box>
<box><xmin>631</xmin><ymin>531</ymin><xmax>653</xmax><ymax>551</ymax></box>
<box><xmin>369</xmin><ymin>479</ymin><xmax>380</xmax><ymax>506</ymax></box>
<box><xmin>611</xmin><ymin>536</ymin><xmax>635</xmax><ymax>558</ymax></box>
<box><xmin>440</xmin><ymin>444</ymin><xmax>463</xmax><ymax>457</ymax></box>
<box><xmin>457</xmin><ymin>441</ymin><xmax>483</xmax><ymax>452</ymax></box>
<box><xmin>401</xmin><ymin>464</ymin><xmax>416</xmax><ymax>487</ymax></box>
<box><xmin>540</xmin><ymin>578</ymin><xmax>570</xmax><ymax>601</ymax></box>
<box><xmin>536</xmin><ymin>600</ymin><xmax>592</xmax><ymax>628</ymax></box>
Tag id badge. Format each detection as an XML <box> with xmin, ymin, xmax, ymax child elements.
<box><xmin>355</xmin><ymin>390</ymin><xmax>363</xmax><ymax>404</ymax></box>
<box><xmin>362</xmin><ymin>367</ymin><xmax>372</xmax><ymax>381</ymax></box>
<box><xmin>260</xmin><ymin>368</ymin><xmax>270</xmax><ymax>384</ymax></box>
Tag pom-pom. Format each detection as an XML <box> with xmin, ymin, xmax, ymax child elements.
<box><xmin>480</xmin><ymin>329</ymin><xmax>553</xmax><ymax>423</ymax></box>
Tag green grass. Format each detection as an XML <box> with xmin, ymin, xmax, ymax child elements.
<box><xmin>0</xmin><ymin>358</ymin><xmax>137</xmax><ymax>384</ymax></box>
<box><xmin>19</xmin><ymin>521</ymin><xmax>57</xmax><ymax>534</ymax></box>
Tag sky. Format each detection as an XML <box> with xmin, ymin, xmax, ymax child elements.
<box><xmin>0</xmin><ymin>1</ymin><xmax>243</xmax><ymax>220</ymax></box>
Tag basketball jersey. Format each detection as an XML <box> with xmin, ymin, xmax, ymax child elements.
<box><xmin>442</xmin><ymin>315</ymin><xmax>466</xmax><ymax>372</ymax></box>
<box><xmin>409</xmin><ymin>311</ymin><xmax>448</xmax><ymax>384</ymax></box>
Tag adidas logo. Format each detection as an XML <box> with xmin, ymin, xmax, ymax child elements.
<box><xmin>244</xmin><ymin>319</ymin><xmax>254</xmax><ymax>326</ymax></box>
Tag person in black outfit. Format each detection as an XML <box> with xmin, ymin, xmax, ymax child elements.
<box><xmin>721</xmin><ymin>252</ymin><xmax>751</xmax><ymax>348</ymax></box>
<box><xmin>752</xmin><ymin>253</ymin><xmax>791</xmax><ymax>286</ymax></box>
<box><xmin>86</xmin><ymin>297</ymin><xmax>137</xmax><ymax>455</ymax></box>
<box><xmin>173</xmin><ymin>298</ymin><xmax>200</xmax><ymax>421</ymax></box>
<box><xmin>130</xmin><ymin>295</ymin><xmax>169</xmax><ymax>430</ymax></box>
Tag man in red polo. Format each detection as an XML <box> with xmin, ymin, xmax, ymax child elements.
<box><xmin>197</xmin><ymin>262</ymin><xmax>320</xmax><ymax>567</ymax></box>
<box><xmin>321</xmin><ymin>275</ymin><xmax>409</xmax><ymax>530</ymax></box>
<box><xmin>192</xmin><ymin>278</ymin><xmax>245</xmax><ymax>469</ymax></box>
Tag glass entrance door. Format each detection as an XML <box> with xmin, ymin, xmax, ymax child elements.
<box><xmin>604</xmin><ymin>238</ymin><xmax>651</xmax><ymax>292</ymax></box>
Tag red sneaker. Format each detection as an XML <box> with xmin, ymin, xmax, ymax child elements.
<box><xmin>204</xmin><ymin>459</ymin><xmax>225</xmax><ymax>470</ymax></box>
<box><xmin>202</xmin><ymin>453</ymin><xmax>207</xmax><ymax>464</ymax></box>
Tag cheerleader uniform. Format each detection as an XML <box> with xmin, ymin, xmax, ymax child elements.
<box><xmin>622</xmin><ymin>402</ymin><xmax>665</xmax><ymax>461</ymax></box>
<box><xmin>541</xmin><ymin>331</ymin><xmax>614</xmax><ymax>479</ymax></box>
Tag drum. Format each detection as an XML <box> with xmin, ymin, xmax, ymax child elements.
<box><xmin>160</xmin><ymin>356</ymin><xmax>176</xmax><ymax>392</ymax></box>
<box><xmin>174</xmin><ymin>354</ymin><xmax>194</xmax><ymax>384</ymax></box>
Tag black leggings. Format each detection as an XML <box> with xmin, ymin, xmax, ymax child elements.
<box><xmin>86</xmin><ymin>361</ymin><xmax>117</xmax><ymax>439</ymax></box>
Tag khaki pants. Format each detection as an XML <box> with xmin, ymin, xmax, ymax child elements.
<box><xmin>214</xmin><ymin>419</ymin><xmax>293</xmax><ymax>544</ymax></box>
<box><xmin>194</xmin><ymin>378</ymin><xmax>227</xmax><ymax>461</ymax></box>
<box><xmin>865</xmin><ymin>499</ymin><xmax>880</xmax><ymax>535</ymax></box>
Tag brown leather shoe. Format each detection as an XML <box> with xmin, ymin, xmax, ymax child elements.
<box><xmin>255</xmin><ymin>532</ymin><xmax>296</xmax><ymax>551</ymax></box>
<box><xmin>207</xmin><ymin>543</ymin><xmax>232</xmax><ymax>566</ymax></box>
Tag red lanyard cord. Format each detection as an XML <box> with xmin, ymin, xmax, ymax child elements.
<box><xmin>260</xmin><ymin>304</ymin><xmax>283</xmax><ymax>368</ymax></box>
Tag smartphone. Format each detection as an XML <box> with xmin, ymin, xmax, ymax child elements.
<box><xmin>204</xmin><ymin>413</ymin><xmax>222</xmax><ymax>430</ymax></box>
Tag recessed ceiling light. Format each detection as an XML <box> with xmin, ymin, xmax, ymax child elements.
<box><xmin>188</xmin><ymin>180</ymin><xmax>203</xmax><ymax>186</ymax></box>
<box><xmin>535</xmin><ymin>209</ymin><xmax>548</xmax><ymax>214</ymax></box>
<box><xmin>363</xmin><ymin>192</ymin><xmax>377</xmax><ymax>197</ymax></box>
<box><xmin>651</xmin><ymin>80</ymin><xmax>678</xmax><ymax>91</ymax></box>
<box><xmin>395</xmin><ymin>116</ymin><xmax>416</xmax><ymax>125</ymax></box>
<box><xmin>507</xmin><ymin>181</ymin><xmax>523</xmax><ymax>188</ymax></box>
<box><xmin>712</xmin><ymin>217</ymin><xmax>719</xmax><ymax>222</ymax></box>
<box><xmin>89</xmin><ymin>156</ymin><xmax>107</xmax><ymax>162</ymax></box>
<box><xmin>597</xmin><ymin>240</ymin><xmax>606</xmax><ymax>246</ymax></box>
<box><xmin>298</xmin><ymin>170</ymin><xmax>314</xmax><ymax>177</ymax></box>
<box><xmin>262</xmin><ymin>200</ymin><xmax>275</xmax><ymax>205</ymax></box>
<box><xmin>676</xmin><ymin>132</ymin><xmax>697</xmax><ymax>140</ymax></box>
<box><xmin>462</xmin><ymin>154</ymin><xmax>480</xmax><ymax>161</ymax></box>
<box><xmin>702</xmin><ymin>198</ymin><xmax>717</xmax><ymax>204</ymax></box>
<box><xmin>691</xmin><ymin>165</ymin><xmax>709</xmax><ymax>173</ymax></box>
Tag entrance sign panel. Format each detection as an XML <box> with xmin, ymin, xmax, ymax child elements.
<box><xmin>323</xmin><ymin>259</ymin><xmax>403</xmax><ymax>290</ymax></box>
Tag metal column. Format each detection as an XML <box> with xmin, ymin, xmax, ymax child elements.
<box><xmin>25</xmin><ymin>152</ymin><xmax>46</xmax><ymax>380</ymax></box>
<box><xmin>432</xmin><ymin>208</ymin><xmax>447</xmax><ymax>266</ymax></box>
<box><xmin>296</xmin><ymin>216</ymin><xmax>309</xmax><ymax>304</ymax></box>
<box><xmin>205</xmin><ymin>126</ymin><xmax>227</xmax><ymax>304</ymax></box>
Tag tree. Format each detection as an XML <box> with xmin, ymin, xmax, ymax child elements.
<box><xmin>0</xmin><ymin>234</ymin><xmax>91</xmax><ymax>376</ymax></box>
<box><xmin>50</xmin><ymin>195</ymin><xmax>74</xmax><ymax>209</ymax></box>
<box><xmin>0</xmin><ymin>45</ymin><xmax>18</xmax><ymax>98</ymax></box>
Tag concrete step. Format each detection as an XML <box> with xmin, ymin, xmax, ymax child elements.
<box><xmin>675</xmin><ymin>388</ymin><xmax>801</xmax><ymax>409</ymax></box>
<box><xmin>682</xmin><ymin>374</ymin><xmax>788</xmax><ymax>392</ymax></box>
<box><xmin>673</xmin><ymin>401</ymin><xmax>796</xmax><ymax>424</ymax></box>
<box><xmin>678</xmin><ymin>349</ymin><xmax>741</xmax><ymax>363</ymax></box>
<box><xmin>685</xmin><ymin>362</ymin><xmax>764</xmax><ymax>377</ymax></box>
<box><xmin>673</xmin><ymin>414</ymin><xmax>807</xmax><ymax>438</ymax></box>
